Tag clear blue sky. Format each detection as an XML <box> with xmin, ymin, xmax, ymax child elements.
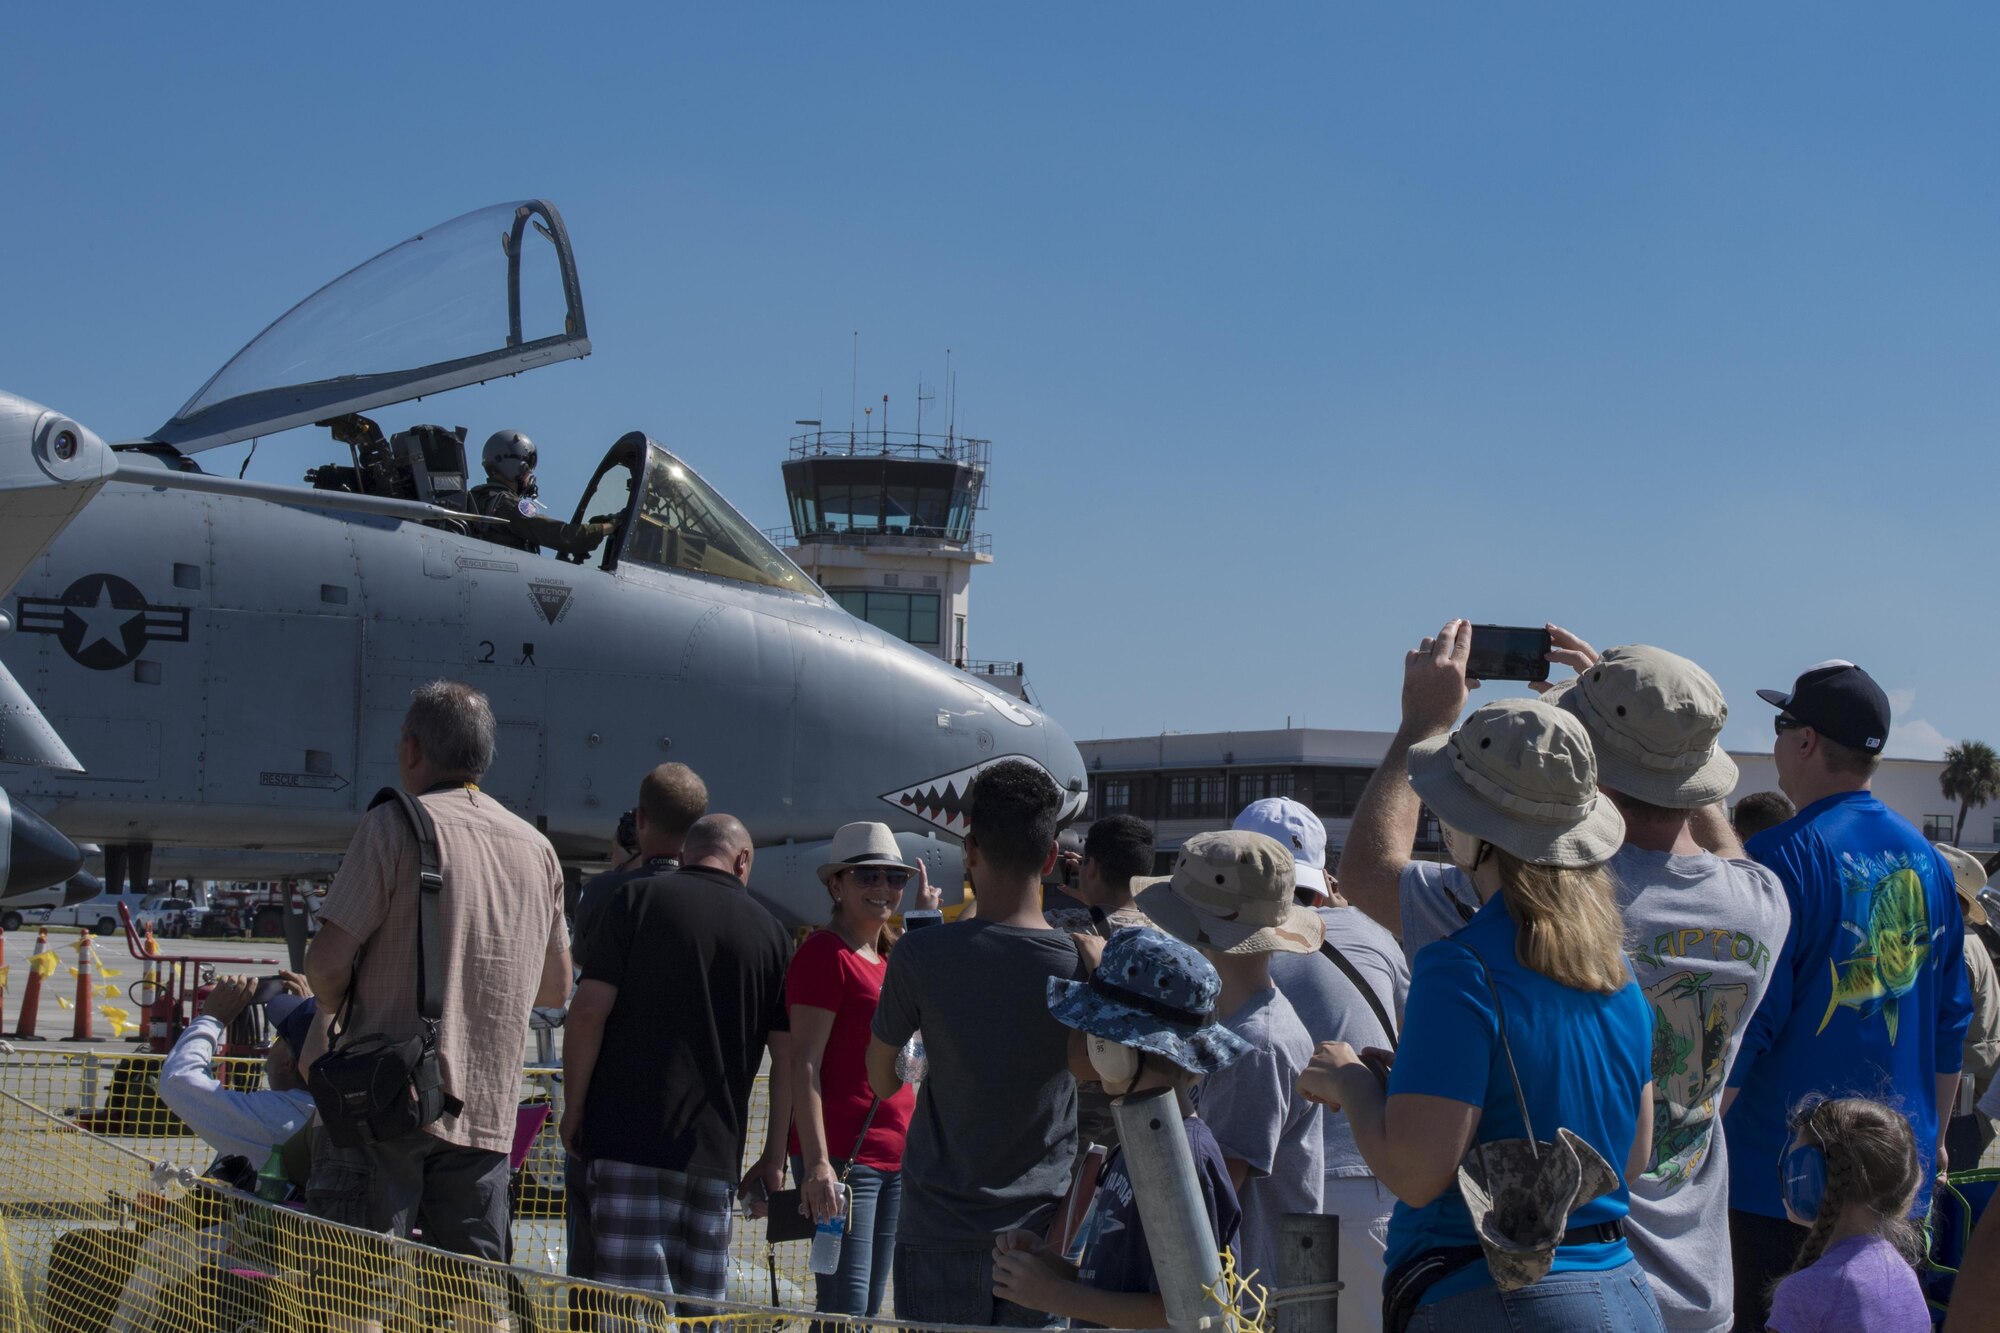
<box><xmin>5</xmin><ymin>5</ymin><xmax>1994</xmax><ymax>757</ymax></box>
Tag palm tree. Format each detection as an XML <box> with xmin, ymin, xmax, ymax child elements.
<box><xmin>1939</xmin><ymin>740</ymin><xmax>2000</xmax><ymax>844</ymax></box>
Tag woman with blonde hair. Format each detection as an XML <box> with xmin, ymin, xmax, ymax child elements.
<box><xmin>1299</xmin><ymin>622</ymin><xmax>1660</xmax><ymax>1331</ymax></box>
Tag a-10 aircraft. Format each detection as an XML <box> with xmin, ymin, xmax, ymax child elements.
<box><xmin>0</xmin><ymin>199</ymin><xmax>1088</xmax><ymax>922</ymax></box>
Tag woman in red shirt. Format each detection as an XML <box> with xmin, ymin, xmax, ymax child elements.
<box><xmin>788</xmin><ymin>822</ymin><xmax>934</xmax><ymax>1319</ymax></box>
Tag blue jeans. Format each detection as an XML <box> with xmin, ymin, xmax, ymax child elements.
<box><xmin>1406</xmin><ymin>1259</ymin><xmax>1664</xmax><ymax>1333</ymax></box>
<box><xmin>789</xmin><ymin>1156</ymin><xmax>901</xmax><ymax>1319</ymax></box>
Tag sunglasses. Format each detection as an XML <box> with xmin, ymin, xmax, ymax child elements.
<box><xmin>1774</xmin><ymin>714</ymin><xmax>1809</xmax><ymax>737</ymax></box>
<box><xmin>842</xmin><ymin>867</ymin><xmax>912</xmax><ymax>889</ymax></box>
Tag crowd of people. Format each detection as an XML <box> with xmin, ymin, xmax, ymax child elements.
<box><xmin>150</xmin><ymin>635</ymin><xmax>1997</xmax><ymax>1332</ymax></box>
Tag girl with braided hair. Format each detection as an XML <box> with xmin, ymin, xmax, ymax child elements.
<box><xmin>1767</xmin><ymin>1097</ymin><xmax>1928</xmax><ymax>1331</ymax></box>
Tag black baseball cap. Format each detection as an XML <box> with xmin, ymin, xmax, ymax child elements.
<box><xmin>1757</xmin><ymin>661</ymin><xmax>1891</xmax><ymax>753</ymax></box>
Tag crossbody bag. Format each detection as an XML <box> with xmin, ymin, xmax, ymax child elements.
<box><xmin>307</xmin><ymin>786</ymin><xmax>463</xmax><ymax>1148</ymax></box>
<box><xmin>766</xmin><ymin>1095</ymin><xmax>882</xmax><ymax>1246</ymax></box>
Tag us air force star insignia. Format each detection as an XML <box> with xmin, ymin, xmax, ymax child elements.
<box><xmin>15</xmin><ymin>573</ymin><xmax>191</xmax><ymax>671</ymax></box>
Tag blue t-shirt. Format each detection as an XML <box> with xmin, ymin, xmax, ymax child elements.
<box><xmin>1384</xmin><ymin>892</ymin><xmax>1652</xmax><ymax>1306</ymax></box>
<box><xmin>1074</xmin><ymin>1114</ymin><xmax>1240</xmax><ymax>1324</ymax></box>
<box><xmin>1727</xmin><ymin>791</ymin><xmax>1973</xmax><ymax>1219</ymax></box>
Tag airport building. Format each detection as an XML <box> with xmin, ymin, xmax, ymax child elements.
<box><xmin>1076</xmin><ymin>727</ymin><xmax>1994</xmax><ymax>870</ymax></box>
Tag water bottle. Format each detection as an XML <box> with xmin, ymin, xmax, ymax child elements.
<box><xmin>895</xmin><ymin>1032</ymin><xmax>928</xmax><ymax>1084</ymax></box>
<box><xmin>809</xmin><ymin>1182</ymin><xmax>846</xmax><ymax>1275</ymax></box>
<box><xmin>254</xmin><ymin>1147</ymin><xmax>289</xmax><ymax>1203</ymax></box>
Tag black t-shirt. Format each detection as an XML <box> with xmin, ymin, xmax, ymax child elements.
<box><xmin>572</xmin><ymin>857</ymin><xmax>676</xmax><ymax>966</ymax></box>
<box><xmin>578</xmin><ymin>865</ymin><xmax>793</xmax><ymax>1179</ymax></box>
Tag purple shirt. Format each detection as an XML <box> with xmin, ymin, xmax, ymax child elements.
<box><xmin>1768</xmin><ymin>1236</ymin><xmax>1928</xmax><ymax>1333</ymax></box>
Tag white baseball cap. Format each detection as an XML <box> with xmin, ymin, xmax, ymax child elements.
<box><xmin>1233</xmin><ymin>797</ymin><xmax>1330</xmax><ymax>900</ymax></box>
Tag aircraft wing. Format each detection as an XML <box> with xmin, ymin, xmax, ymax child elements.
<box><xmin>150</xmin><ymin>199</ymin><xmax>590</xmax><ymax>453</ymax></box>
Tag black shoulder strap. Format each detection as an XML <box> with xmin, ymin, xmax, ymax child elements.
<box><xmin>1087</xmin><ymin>905</ymin><xmax>1117</xmax><ymax>941</ymax></box>
<box><xmin>1318</xmin><ymin>939</ymin><xmax>1399</xmax><ymax>1050</ymax></box>
<box><xmin>369</xmin><ymin>787</ymin><xmax>446</xmax><ymax>1022</ymax></box>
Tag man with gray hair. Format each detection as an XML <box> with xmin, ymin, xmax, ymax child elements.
<box><xmin>302</xmin><ymin>680</ymin><xmax>572</xmax><ymax>1261</ymax></box>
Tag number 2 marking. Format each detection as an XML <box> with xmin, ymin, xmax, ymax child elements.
<box><xmin>477</xmin><ymin>640</ymin><xmax>496</xmax><ymax>663</ymax></box>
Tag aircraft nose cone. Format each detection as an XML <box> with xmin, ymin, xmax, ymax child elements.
<box><xmin>0</xmin><ymin>791</ymin><xmax>83</xmax><ymax>898</ymax></box>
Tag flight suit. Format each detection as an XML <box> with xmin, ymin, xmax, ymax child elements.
<box><xmin>468</xmin><ymin>484</ymin><xmax>610</xmax><ymax>560</ymax></box>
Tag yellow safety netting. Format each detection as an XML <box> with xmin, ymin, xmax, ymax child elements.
<box><xmin>0</xmin><ymin>1048</ymin><xmax>1259</xmax><ymax>1333</ymax></box>
<box><xmin>0</xmin><ymin>1049</ymin><xmax>832</xmax><ymax>1318</ymax></box>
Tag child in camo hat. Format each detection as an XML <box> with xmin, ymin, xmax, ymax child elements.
<box><xmin>988</xmin><ymin>928</ymin><xmax>1246</xmax><ymax>1328</ymax></box>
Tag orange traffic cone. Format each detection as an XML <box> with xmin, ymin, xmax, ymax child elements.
<box><xmin>70</xmin><ymin>933</ymin><xmax>94</xmax><ymax>1042</ymax></box>
<box><xmin>15</xmin><ymin>928</ymin><xmax>51</xmax><ymax>1040</ymax></box>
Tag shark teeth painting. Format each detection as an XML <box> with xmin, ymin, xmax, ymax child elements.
<box><xmin>883</xmin><ymin>756</ymin><xmax>1087</xmax><ymax>836</ymax></box>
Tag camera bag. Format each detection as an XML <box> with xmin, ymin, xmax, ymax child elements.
<box><xmin>308</xmin><ymin>786</ymin><xmax>462</xmax><ymax>1148</ymax></box>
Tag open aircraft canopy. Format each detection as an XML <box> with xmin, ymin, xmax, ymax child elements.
<box><xmin>150</xmin><ymin>200</ymin><xmax>589</xmax><ymax>453</ymax></box>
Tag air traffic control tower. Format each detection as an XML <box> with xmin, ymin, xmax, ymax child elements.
<box><xmin>770</xmin><ymin>424</ymin><xmax>1033</xmax><ymax>701</ymax></box>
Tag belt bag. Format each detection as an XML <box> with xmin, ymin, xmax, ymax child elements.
<box><xmin>309</xmin><ymin>787</ymin><xmax>463</xmax><ymax>1148</ymax></box>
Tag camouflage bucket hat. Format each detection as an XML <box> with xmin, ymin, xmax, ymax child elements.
<box><xmin>1133</xmin><ymin>830</ymin><xmax>1326</xmax><ymax>955</ymax></box>
<box><xmin>1456</xmin><ymin>1129</ymin><xmax>1620</xmax><ymax>1291</ymax></box>
<box><xmin>1046</xmin><ymin>926</ymin><xmax>1253</xmax><ymax>1075</ymax></box>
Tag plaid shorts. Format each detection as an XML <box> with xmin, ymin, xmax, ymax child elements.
<box><xmin>585</xmin><ymin>1158</ymin><xmax>736</xmax><ymax>1304</ymax></box>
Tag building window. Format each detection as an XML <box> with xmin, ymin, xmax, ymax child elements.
<box><xmin>1924</xmin><ymin>814</ymin><xmax>1957</xmax><ymax>842</ymax></box>
<box><xmin>1303</xmin><ymin>766</ymin><xmax>1375</xmax><ymax>819</ymax></box>
<box><xmin>1233</xmin><ymin>771</ymin><xmax>1295</xmax><ymax>807</ymax></box>
<box><xmin>1098</xmin><ymin>779</ymin><xmax>1132</xmax><ymax>817</ymax></box>
<box><xmin>1166</xmin><ymin>774</ymin><xmax>1226</xmax><ymax>819</ymax></box>
<box><xmin>829</xmin><ymin>588</ymin><xmax>941</xmax><ymax>645</ymax></box>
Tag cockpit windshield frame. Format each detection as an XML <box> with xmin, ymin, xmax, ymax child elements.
<box><xmin>150</xmin><ymin>200</ymin><xmax>589</xmax><ymax>454</ymax></box>
<box><xmin>570</xmin><ymin>433</ymin><xmax>817</xmax><ymax>597</ymax></box>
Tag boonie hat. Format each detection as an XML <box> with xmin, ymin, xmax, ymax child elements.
<box><xmin>816</xmin><ymin>821</ymin><xmax>911</xmax><ymax>886</ymax></box>
<box><xmin>1546</xmin><ymin>645</ymin><xmax>1739</xmax><ymax>809</ymax></box>
<box><xmin>1232</xmin><ymin>798</ymin><xmax>1330</xmax><ymax>900</ymax></box>
<box><xmin>1757</xmin><ymin>661</ymin><xmax>1891</xmax><ymax>754</ymax></box>
<box><xmin>266</xmin><ymin>993</ymin><xmax>317</xmax><ymax>1062</ymax></box>
<box><xmin>1936</xmin><ymin>842</ymin><xmax>1989</xmax><ymax>927</ymax></box>
<box><xmin>1046</xmin><ymin>927</ymin><xmax>1253</xmax><ymax>1075</ymax></box>
<box><xmin>1458</xmin><ymin>1128</ymin><xmax>1621</xmax><ymax>1291</ymax></box>
<box><xmin>1136</xmin><ymin>830</ymin><xmax>1326</xmax><ymax>955</ymax></box>
<box><xmin>1406</xmin><ymin>699</ymin><xmax>1625</xmax><ymax>867</ymax></box>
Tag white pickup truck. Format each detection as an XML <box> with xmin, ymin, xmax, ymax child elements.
<box><xmin>25</xmin><ymin>894</ymin><xmax>193</xmax><ymax>938</ymax></box>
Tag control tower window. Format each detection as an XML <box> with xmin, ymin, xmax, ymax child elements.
<box><xmin>625</xmin><ymin>447</ymin><xmax>813</xmax><ymax>594</ymax></box>
<box><xmin>830</xmin><ymin>588</ymin><xmax>940</xmax><ymax>645</ymax></box>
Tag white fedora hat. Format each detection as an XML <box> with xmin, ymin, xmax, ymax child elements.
<box><xmin>816</xmin><ymin>822</ymin><xmax>911</xmax><ymax>885</ymax></box>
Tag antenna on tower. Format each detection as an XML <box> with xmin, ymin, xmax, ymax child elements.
<box><xmin>850</xmin><ymin>332</ymin><xmax>859</xmax><ymax>440</ymax></box>
<box><xmin>916</xmin><ymin>378</ymin><xmax>935</xmax><ymax>439</ymax></box>
<box><xmin>945</xmin><ymin>347</ymin><xmax>956</xmax><ymax>443</ymax></box>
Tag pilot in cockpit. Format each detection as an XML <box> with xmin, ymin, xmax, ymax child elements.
<box><xmin>468</xmin><ymin>430</ymin><xmax>616</xmax><ymax>560</ymax></box>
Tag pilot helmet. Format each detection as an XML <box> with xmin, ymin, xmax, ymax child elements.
<box><xmin>482</xmin><ymin>430</ymin><xmax>537</xmax><ymax>487</ymax></box>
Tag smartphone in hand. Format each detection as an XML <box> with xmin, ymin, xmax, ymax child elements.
<box><xmin>1466</xmin><ymin>625</ymin><xmax>1553</xmax><ymax>683</ymax></box>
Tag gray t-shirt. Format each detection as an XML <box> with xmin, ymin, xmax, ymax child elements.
<box><xmin>1397</xmin><ymin>851</ymin><xmax>1791</xmax><ymax>1332</ymax></box>
<box><xmin>1610</xmin><ymin>845</ymin><xmax>1790</xmax><ymax>1333</ymax></box>
<box><xmin>1269</xmin><ymin>906</ymin><xmax>1410</xmax><ymax>1179</ymax></box>
<box><xmin>872</xmin><ymin>918</ymin><xmax>1087</xmax><ymax>1249</ymax></box>
<box><xmin>1399</xmin><ymin>859</ymin><xmax>1481</xmax><ymax>955</ymax></box>
<box><xmin>1191</xmin><ymin>986</ymin><xmax>1324</xmax><ymax>1291</ymax></box>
